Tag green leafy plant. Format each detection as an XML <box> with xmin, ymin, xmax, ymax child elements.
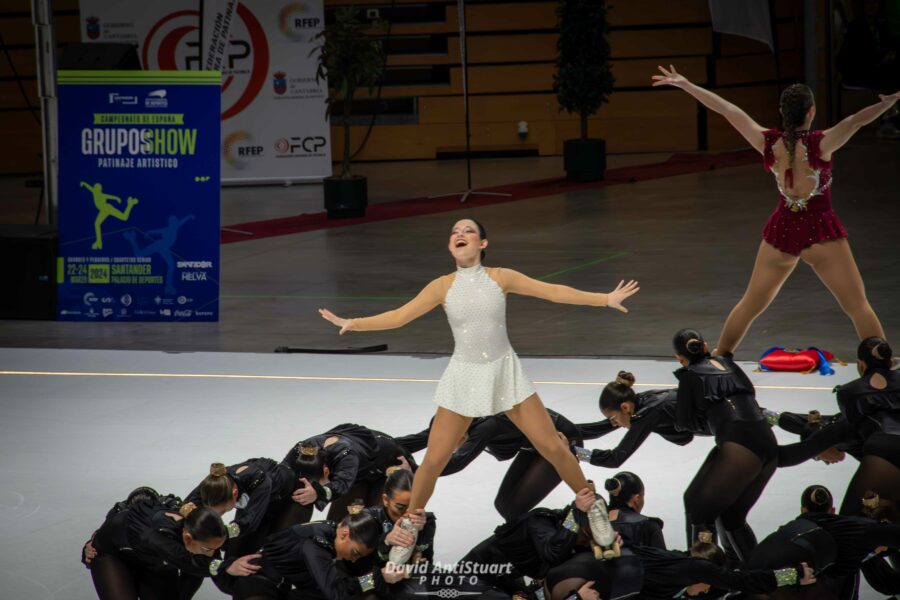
<box><xmin>553</xmin><ymin>0</ymin><xmax>615</xmax><ymax>139</ymax></box>
<box><xmin>312</xmin><ymin>7</ymin><xmax>387</xmax><ymax>178</ymax></box>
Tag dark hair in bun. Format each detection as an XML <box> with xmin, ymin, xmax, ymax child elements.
<box><xmin>857</xmin><ymin>337</ymin><xmax>893</xmax><ymax>371</ymax></box>
<box><xmin>800</xmin><ymin>484</ymin><xmax>833</xmax><ymax>513</ymax></box>
<box><xmin>384</xmin><ymin>468</ymin><xmax>414</xmax><ymax>499</ymax></box>
<box><xmin>338</xmin><ymin>509</ymin><xmax>381</xmax><ymax>549</ymax></box>
<box><xmin>673</xmin><ymin>328</ymin><xmax>708</xmax><ymax>363</ymax></box>
<box><xmin>599</xmin><ymin>371</ymin><xmax>636</xmax><ymax>412</ymax></box>
<box><xmin>199</xmin><ymin>462</ymin><xmax>235</xmax><ymax>508</ymax></box>
<box><xmin>604</xmin><ymin>471</ymin><xmax>645</xmax><ymax>510</ymax></box>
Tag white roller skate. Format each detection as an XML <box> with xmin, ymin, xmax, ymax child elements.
<box><xmin>586</xmin><ymin>482</ymin><xmax>620</xmax><ymax>559</ymax></box>
<box><xmin>387</xmin><ymin>516</ymin><xmax>419</xmax><ymax>566</ymax></box>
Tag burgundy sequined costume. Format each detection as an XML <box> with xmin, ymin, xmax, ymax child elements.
<box><xmin>760</xmin><ymin>129</ymin><xmax>847</xmax><ymax>256</ymax></box>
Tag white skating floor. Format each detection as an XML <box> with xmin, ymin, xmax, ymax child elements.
<box><xmin>0</xmin><ymin>348</ymin><xmax>883</xmax><ymax>598</ymax></box>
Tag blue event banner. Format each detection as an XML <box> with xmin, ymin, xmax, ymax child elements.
<box><xmin>57</xmin><ymin>70</ymin><xmax>221</xmax><ymax>322</ymax></box>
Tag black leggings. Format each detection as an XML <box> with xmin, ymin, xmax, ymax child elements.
<box><xmin>839</xmin><ymin>434</ymin><xmax>900</xmax><ymax>516</ymax></box>
<box><xmin>494</xmin><ymin>450</ymin><xmax>563</xmax><ymax>523</ymax></box>
<box><xmin>90</xmin><ymin>553</ymin><xmax>202</xmax><ymax>600</ymax></box>
<box><xmin>683</xmin><ymin>423</ymin><xmax>777</xmax><ymax>558</ymax></box>
<box><xmin>861</xmin><ymin>551</ymin><xmax>900</xmax><ymax>595</ymax></box>
<box><xmin>326</xmin><ymin>477</ymin><xmax>386</xmax><ymax>521</ymax></box>
<box><xmin>494</xmin><ymin>424</ymin><xmax>584</xmax><ymax>523</ymax></box>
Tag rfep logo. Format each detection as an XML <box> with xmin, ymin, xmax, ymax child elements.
<box><xmin>224</xmin><ymin>131</ymin><xmax>264</xmax><ymax>169</ymax></box>
<box><xmin>142</xmin><ymin>5</ymin><xmax>269</xmax><ymax>120</ymax></box>
<box><xmin>278</xmin><ymin>3</ymin><xmax>322</xmax><ymax>42</ymax></box>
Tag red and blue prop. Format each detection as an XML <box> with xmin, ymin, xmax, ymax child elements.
<box><xmin>757</xmin><ymin>347</ymin><xmax>844</xmax><ymax>376</ymax></box>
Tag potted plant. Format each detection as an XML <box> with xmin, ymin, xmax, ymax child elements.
<box><xmin>553</xmin><ymin>0</ymin><xmax>615</xmax><ymax>182</ymax></box>
<box><xmin>312</xmin><ymin>7</ymin><xmax>386</xmax><ymax>218</ymax></box>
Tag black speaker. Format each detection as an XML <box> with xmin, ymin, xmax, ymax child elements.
<box><xmin>59</xmin><ymin>43</ymin><xmax>141</xmax><ymax>70</ymax></box>
<box><xmin>0</xmin><ymin>225</ymin><xmax>57</xmax><ymax>320</ymax></box>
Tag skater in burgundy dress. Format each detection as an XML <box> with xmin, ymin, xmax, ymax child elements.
<box><xmin>653</xmin><ymin>65</ymin><xmax>899</xmax><ymax>355</ymax></box>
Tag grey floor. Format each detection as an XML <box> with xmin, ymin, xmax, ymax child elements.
<box><xmin>0</xmin><ymin>349</ymin><xmax>882</xmax><ymax>598</ymax></box>
<box><xmin>1</xmin><ymin>138</ymin><xmax>897</xmax><ymax>360</ymax></box>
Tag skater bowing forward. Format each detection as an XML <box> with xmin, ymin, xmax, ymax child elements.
<box><xmin>320</xmin><ymin>218</ymin><xmax>639</xmax><ymax>561</ymax></box>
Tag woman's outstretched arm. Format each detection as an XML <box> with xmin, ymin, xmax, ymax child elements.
<box><xmin>652</xmin><ymin>64</ymin><xmax>766</xmax><ymax>152</ymax></box>
<box><xmin>492</xmin><ymin>268</ymin><xmax>639</xmax><ymax>313</ymax></box>
<box><xmin>320</xmin><ymin>276</ymin><xmax>447</xmax><ymax>334</ymax></box>
<box><xmin>820</xmin><ymin>92</ymin><xmax>900</xmax><ymax>157</ymax></box>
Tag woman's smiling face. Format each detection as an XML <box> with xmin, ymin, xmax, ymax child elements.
<box><xmin>448</xmin><ymin>219</ymin><xmax>486</xmax><ymax>264</ymax></box>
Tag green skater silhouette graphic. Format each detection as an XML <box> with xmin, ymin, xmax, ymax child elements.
<box><xmin>80</xmin><ymin>181</ymin><xmax>139</xmax><ymax>250</ymax></box>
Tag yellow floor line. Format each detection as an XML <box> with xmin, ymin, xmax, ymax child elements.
<box><xmin>0</xmin><ymin>370</ymin><xmax>837</xmax><ymax>391</ymax></box>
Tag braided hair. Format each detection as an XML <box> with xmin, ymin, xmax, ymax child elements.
<box><xmin>779</xmin><ymin>84</ymin><xmax>815</xmax><ymax>165</ymax></box>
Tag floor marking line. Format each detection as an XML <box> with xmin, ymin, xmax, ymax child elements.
<box><xmin>0</xmin><ymin>370</ymin><xmax>837</xmax><ymax>391</ymax></box>
<box><xmin>538</xmin><ymin>252</ymin><xmax>629</xmax><ymax>281</ymax></box>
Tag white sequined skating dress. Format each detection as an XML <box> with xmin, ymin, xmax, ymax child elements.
<box><xmin>349</xmin><ymin>264</ymin><xmax>608</xmax><ymax>418</ymax></box>
<box><xmin>432</xmin><ymin>264</ymin><xmax>534</xmax><ymax>417</ymax></box>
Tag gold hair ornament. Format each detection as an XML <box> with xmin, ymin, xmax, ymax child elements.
<box><xmin>300</xmin><ymin>445</ymin><xmax>319</xmax><ymax>457</ymax></box>
<box><xmin>862</xmin><ymin>493</ymin><xmax>881</xmax><ymax>510</ymax></box>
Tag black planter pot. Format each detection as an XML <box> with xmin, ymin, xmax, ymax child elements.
<box><xmin>563</xmin><ymin>138</ymin><xmax>606</xmax><ymax>182</ymax></box>
<box><xmin>324</xmin><ymin>175</ymin><xmax>367</xmax><ymax>219</ymax></box>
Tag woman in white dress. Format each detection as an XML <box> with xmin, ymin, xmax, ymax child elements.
<box><xmin>320</xmin><ymin>218</ymin><xmax>639</xmax><ymax>560</ymax></box>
